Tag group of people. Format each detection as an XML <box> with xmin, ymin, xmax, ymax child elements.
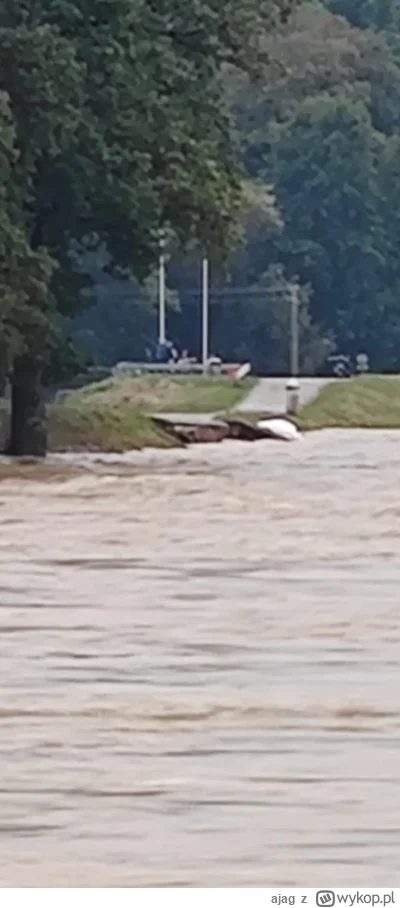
<box><xmin>144</xmin><ymin>338</ymin><xmax>223</xmax><ymax>371</ymax></box>
<box><xmin>155</xmin><ymin>339</ymin><xmax>180</xmax><ymax>363</ymax></box>
<box><xmin>146</xmin><ymin>339</ymin><xmax>193</xmax><ymax>365</ymax></box>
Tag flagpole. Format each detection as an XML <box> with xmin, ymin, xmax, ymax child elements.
<box><xmin>290</xmin><ymin>283</ymin><xmax>299</xmax><ymax>377</ymax></box>
<box><xmin>158</xmin><ymin>230</ymin><xmax>166</xmax><ymax>343</ymax></box>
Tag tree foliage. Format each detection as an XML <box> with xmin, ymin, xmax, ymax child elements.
<box><xmin>227</xmin><ymin>2</ymin><xmax>400</xmax><ymax>369</ymax></box>
<box><xmin>70</xmin><ymin>0</ymin><xmax>400</xmax><ymax>376</ymax></box>
<box><xmin>0</xmin><ymin>0</ymin><xmax>297</xmax><ymax>450</ymax></box>
<box><xmin>5</xmin><ymin>0</ymin><xmax>400</xmax><ymax>425</ymax></box>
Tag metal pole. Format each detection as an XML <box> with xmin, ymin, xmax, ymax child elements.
<box><xmin>286</xmin><ymin>283</ymin><xmax>300</xmax><ymax>415</ymax></box>
<box><xmin>158</xmin><ymin>232</ymin><xmax>166</xmax><ymax>343</ymax></box>
<box><xmin>202</xmin><ymin>256</ymin><xmax>209</xmax><ymax>372</ymax></box>
<box><xmin>290</xmin><ymin>284</ymin><xmax>299</xmax><ymax>377</ymax></box>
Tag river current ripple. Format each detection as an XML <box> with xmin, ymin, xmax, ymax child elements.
<box><xmin>0</xmin><ymin>430</ymin><xmax>400</xmax><ymax>886</ymax></box>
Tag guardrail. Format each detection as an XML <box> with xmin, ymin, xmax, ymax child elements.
<box><xmin>112</xmin><ymin>361</ymin><xmax>251</xmax><ymax>378</ymax></box>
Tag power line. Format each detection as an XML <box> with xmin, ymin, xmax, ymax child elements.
<box><xmin>180</xmin><ymin>286</ymin><xmax>295</xmax><ymax>298</ymax></box>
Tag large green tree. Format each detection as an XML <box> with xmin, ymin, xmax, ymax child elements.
<box><xmin>0</xmin><ymin>0</ymin><xmax>294</xmax><ymax>454</ymax></box>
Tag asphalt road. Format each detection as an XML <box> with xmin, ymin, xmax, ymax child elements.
<box><xmin>236</xmin><ymin>377</ymin><xmax>336</xmax><ymax>413</ymax></box>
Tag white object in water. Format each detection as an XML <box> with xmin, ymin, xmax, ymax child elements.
<box><xmin>256</xmin><ymin>417</ymin><xmax>301</xmax><ymax>441</ymax></box>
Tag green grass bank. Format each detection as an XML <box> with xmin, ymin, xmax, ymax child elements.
<box><xmin>47</xmin><ymin>374</ymin><xmax>400</xmax><ymax>448</ymax></box>
<box><xmin>67</xmin><ymin>373</ymin><xmax>255</xmax><ymax>415</ymax></box>
<box><xmin>2</xmin><ymin>374</ymin><xmax>399</xmax><ymax>455</ymax></box>
<box><xmin>298</xmin><ymin>375</ymin><xmax>400</xmax><ymax>430</ymax></box>
<box><xmin>44</xmin><ymin>374</ymin><xmax>254</xmax><ymax>452</ymax></box>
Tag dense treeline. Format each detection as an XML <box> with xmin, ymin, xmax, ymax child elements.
<box><xmin>3</xmin><ymin>0</ymin><xmax>400</xmax><ymax>453</ymax></box>
<box><xmin>72</xmin><ymin>0</ymin><xmax>400</xmax><ymax>376</ymax></box>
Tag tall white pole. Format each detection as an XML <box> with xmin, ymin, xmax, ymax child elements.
<box><xmin>286</xmin><ymin>282</ymin><xmax>300</xmax><ymax>415</ymax></box>
<box><xmin>158</xmin><ymin>233</ymin><xmax>166</xmax><ymax>344</ymax></box>
<box><xmin>202</xmin><ymin>256</ymin><xmax>209</xmax><ymax>372</ymax></box>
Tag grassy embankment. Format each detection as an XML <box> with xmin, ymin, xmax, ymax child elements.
<box><xmin>42</xmin><ymin>373</ymin><xmax>400</xmax><ymax>450</ymax></box>
<box><xmin>226</xmin><ymin>375</ymin><xmax>400</xmax><ymax>431</ymax></box>
<box><xmin>297</xmin><ymin>375</ymin><xmax>400</xmax><ymax>430</ymax></box>
<box><xmin>46</xmin><ymin>374</ymin><xmax>255</xmax><ymax>451</ymax></box>
<box><xmin>2</xmin><ymin>374</ymin><xmax>399</xmax><ymax>456</ymax></box>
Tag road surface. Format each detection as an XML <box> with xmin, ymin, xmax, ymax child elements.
<box><xmin>153</xmin><ymin>378</ymin><xmax>335</xmax><ymax>423</ymax></box>
<box><xmin>237</xmin><ymin>377</ymin><xmax>336</xmax><ymax>414</ymax></box>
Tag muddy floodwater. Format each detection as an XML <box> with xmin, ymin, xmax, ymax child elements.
<box><xmin>1</xmin><ymin>429</ymin><xmax>400</xmax><ymax>887</ymax></box>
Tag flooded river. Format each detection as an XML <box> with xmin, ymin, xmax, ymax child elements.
<box><xmin>1</xmin><ymin>429</ymin><xmax>400</xmax><ymax>887</ymax></box>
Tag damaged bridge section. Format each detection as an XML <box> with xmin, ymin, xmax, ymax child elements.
<box><xmin>151</xmin><ymin>413</ymin><xmax>300</xmax><ymax>445</ymax></box>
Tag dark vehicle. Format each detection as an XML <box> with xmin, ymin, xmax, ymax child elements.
<box><xmin>327</xmin><ymin>354</ymin><xmax>352</xmax><ymax>377</ymax></box>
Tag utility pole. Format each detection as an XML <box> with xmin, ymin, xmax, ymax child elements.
<box><xmin>158</xmin><ymin>229</ymin><xmax>166</xmax><ymax>344</ymax></box>
<box><xmin>286</xmin><ymin>281</ymin><xmax>300</xmax><ymax>415</ymax></box>
<box><xmin>290</xmin><ymin>282</ymin><xmax>300</xmax><ymax>377</ymax></box>
<box><xmin>202</xmin><ymin>256</ymin><xmax>209</xmax><ymax>372</ymax></box>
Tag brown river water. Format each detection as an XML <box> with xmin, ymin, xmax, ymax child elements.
<box><xmin>1</xmin><ymin>429</ymin><xmax>400</xmax><ymax>887</ymax></box>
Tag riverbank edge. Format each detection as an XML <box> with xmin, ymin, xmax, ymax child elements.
<box><xmin>3</xmin><ymin>375</ymin><xmax>400</xmax><ymax>454</ymax></box>
<box><xmin>1</xmin><ymin>375</ymin><xmax>255</xmax><ymax>453</ymax></box>
<box><xmin>297</xmin><ymin>375</ymin><xmax>400</xmax><ymax>430</ymax></box>
<box><xmin>40</xmin><ymin>374</ymin><xmax>400</xmax><ymax>450</ymax></box>
<box><xmin>240</xmin><ymin>376</ymin><xmax>400</xmax><ymax>432</ymax></box>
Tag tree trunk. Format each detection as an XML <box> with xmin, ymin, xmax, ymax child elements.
<box><xmin>7</xmin><ymin>356</ymin><xmax>48</xmax><ymax>457</ymax></box>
